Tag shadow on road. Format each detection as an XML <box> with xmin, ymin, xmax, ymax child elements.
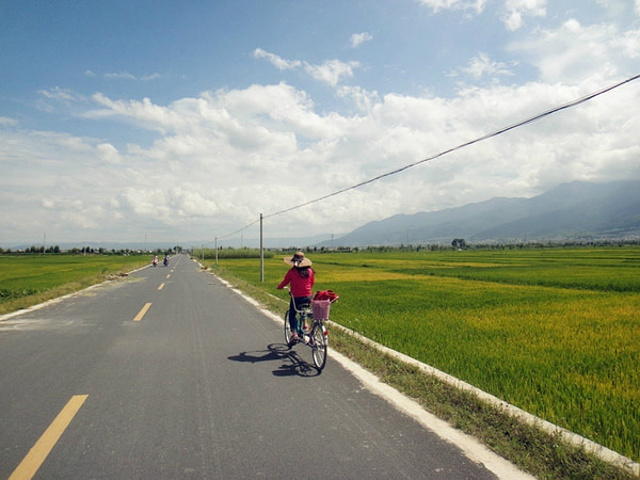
<box><xmin>228</xmin><ymin>343</ymin><xmax>321</xmax><ymax>377</ymax></box>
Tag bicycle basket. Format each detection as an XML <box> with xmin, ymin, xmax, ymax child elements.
<box><xmin>311</xmin><ymin>299</ymin><xmax>331</xmax><ymax>320</ymax></box>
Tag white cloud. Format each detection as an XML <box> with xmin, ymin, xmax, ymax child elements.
<box><xmin>502</xmin><ymin>0</ymin><xmax>546</xmax><ymax>31</ymax></box>
<box><xmin>0</xmin><ymin>128</ymin><xmax>139</xmax><ymax>242</ymax></box>
<box><xmin>104</xmin><ymin>72</ymin><xmax>137</xmax><ymax>80</ymax></box>
<box><xmin>253</xmin><ymin>48</ymin><xmax>302</xmax><ymax>70</ymax></box>
<box><xmin>304</xmin><ymin>59</ymin><xmax>361</xmax><ymax>87</ymax></box>
<box><xmin>350</xmin><ymin>32</ymin><xmax>373</xmax><ymax>48</ymax></box>
<box><xmin>417</xmin><ymin>0</ymin><xmax>487</xmax><ymax>15</ymax></box>
<box><xmin>0</xmin><ymin>117</ymin><xmax>18</xmax><ymax>126</ymax></box>
<box><xmin>97</xmin><ymin>143</ymin><xmax>121</xmax><ymax>164</ymax></box>
<box><xmin>337</xmin><ymin>86</ymin><xmax>381</xmax><ymax>112</ymax></box>
<box><xmin>418</xmin><ymin>0</ymin><xmax>548</xmax><ymax>30</ymax></box>
<box><xmin>35</xmin><ymin>88</ymin><xmax>88</xmax><ymax>115</ymax></box>
<box><xmin>254</xmin><ymin>48</ymin><xmax>361</xmax><ymax>87</ymax></box>
<box><xmin>88</xmin><ymin>93</ymin><xmax>188</xmax><ymax>134</ymax></box>
<box><xmin>508</xmin><ymin>19</ymin><xmax>636</xmax><ymax>82</ymax></box>
<box><xmin>38</xmin><ymin>87</ymin><xmax>76</xmax><ymax>101</ymax></box>
<box><xmin>140</xmin><ymin>73</ymin><xmax>161</xmax><ymax>81</ymax></box>
<box><xmin>61</xmin><ymin>205</ymin><xmax>104</xmax><ymax>229</ymax></box>
<box><xmin>613</xmin><ymin>28</ymin><xmax>640</xmax><ymax>58</ymax></box>
<box><xmin>459</xmin><ymin>52</ymin><xmax>515</xmax><ymax>79</ymax></box>
<box><xmin>87</xmin><ymin>71</ymin><xmax>162</xmax><ymax>81</ymax></box>
<box><xmin>123</xmin><ymin>186</ymin><xmax>224</xmax><ymax>220</ymax></box>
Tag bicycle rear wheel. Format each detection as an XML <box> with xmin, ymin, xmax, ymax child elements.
<box><xmin>284</xmin><ymin>311</ymin><xmax>294</xmax><ymax>345</ymax></box>
<box><xmin>311</xmin><ymin>322</ymin><xmax>328</xmax><ymax>370</ymax></box>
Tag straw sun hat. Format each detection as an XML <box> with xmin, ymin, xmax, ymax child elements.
<box><xmin>284</xmin><ymin>251</ymin><xmax>312</xmax><ymax>267</ymax></box>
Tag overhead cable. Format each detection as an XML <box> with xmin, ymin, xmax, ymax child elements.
<box><xmin>218</xmin><ymin>218</ymin><xmax>260</xmax><ymax>240</ymax></box>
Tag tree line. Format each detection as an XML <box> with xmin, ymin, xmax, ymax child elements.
<box><xmin>0</xmin><ymin>246</ymin><xmax>182</xmax><ymax>255</ymax></box>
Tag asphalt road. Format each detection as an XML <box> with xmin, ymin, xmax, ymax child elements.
<box><xmin>0</xmin><ymin>254</ymin><xmax>532</xmax><ymax>479</ymax></box>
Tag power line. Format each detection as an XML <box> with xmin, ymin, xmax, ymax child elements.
<box><xmin>221</xmin><ymin>74</ymin><xmax>640</xmax><ymax>238</ymax></box>
<box><xmin>218</xmin><ymin>218</ymin><xmax>260</xmax><ymax>240</ymax></box>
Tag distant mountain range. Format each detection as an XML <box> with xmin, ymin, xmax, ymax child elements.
<box><xmin>319</xmin><ymin>180</ymin><xmax>640</xmax><ymax>247</ymax></box>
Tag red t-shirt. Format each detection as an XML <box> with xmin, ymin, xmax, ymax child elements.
<box><xmin>278</xmin><ymin>268</ymin><xmax>315</xmax><ymax>297</ymax></box>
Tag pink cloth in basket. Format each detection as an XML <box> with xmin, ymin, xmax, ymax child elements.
<box><xmin>312</xmin><ymin>300</ymin><xmax>332</xmax><ymax>319</ymax></box>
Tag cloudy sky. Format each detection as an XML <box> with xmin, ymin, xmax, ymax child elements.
<box><xmin>1</xmin><ymin>1</ymin><xmax>639</xmax><ymax>247</ymax></box>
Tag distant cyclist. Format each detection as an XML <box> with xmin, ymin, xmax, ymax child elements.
<box><xmin>163</xmin><ymin>254</ymin><xmax>169</xmax><ymax>267</ymax></box>
<box><xmin>277</xmin><ymin>252</ymin><xmax>315</xmax><ymax>344</ymax></box>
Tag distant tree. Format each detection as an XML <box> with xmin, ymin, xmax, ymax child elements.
<box><xmin>452</xmin><ymin>238</ymin><xmax>466</xmax><ymax>250</ymax></box>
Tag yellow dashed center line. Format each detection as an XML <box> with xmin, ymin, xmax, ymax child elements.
<box><xmin>134</xmin><ymin>302</ymin><xmax>152</xmax><ymax>321</ymax></box>
<box><xmin>9</xmin><ymin>395</ymin><xmax>88</xmax><ymax>480</ymax></box>
<box><xmin>158</xmin><ymin>283</ymin><xmax>165</xmax><ymax>290</ymax></box>
<box><xmin>166</xmin><ymin>274</ymin><xmax>170</xmax><ymax>279</ymax></box>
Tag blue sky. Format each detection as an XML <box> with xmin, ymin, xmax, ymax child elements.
<box><xmin>1</xmin><ymin>0</ymin><xmax>639</xmax><ymax>247</ymax></box>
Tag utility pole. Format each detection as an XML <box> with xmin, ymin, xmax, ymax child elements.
<box><xmin>260</xmin><ymin>213</ymin><xmax>264</xmax><ymax>282</ymax></box>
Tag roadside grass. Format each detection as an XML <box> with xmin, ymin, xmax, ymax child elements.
<box><xmin>329</xmin><ymin>327</ymin><xmax>635</xmax><ymax>480</ymax></box>
<box><xmin>206</xmin><ymin>247</ymin><xmax>639</xmax><ymax>478</ymax></box>
<box><xmin>0</xmin><ymin>255</ymin><xmax>150</xmax><ymax>315</ymax></box>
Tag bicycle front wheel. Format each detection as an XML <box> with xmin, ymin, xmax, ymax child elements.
<box><xmin>284</xmin><ymin>311</ymin><xmax>294</xmax><ymax>345</ymax></box>
<box><xmin>311</xmin><ymin>323</ymin><xmax>328</xmax><ymax>370</ymax></box>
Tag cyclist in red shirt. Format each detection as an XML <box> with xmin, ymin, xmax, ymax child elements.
<box><xmin>277</xmin><ymin>251</ymin><xmax>315</xmax><ymax>343</ymax></box>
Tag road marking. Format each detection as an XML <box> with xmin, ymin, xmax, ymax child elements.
<box><xmin>158</xmin><ymin>283</ymin><xmax>165</xmax><ymax>290</ymax></box>
<box><xmin>166</xmin><ymin>274</ymin><xmax>170</xmax><ymax>279</ymax></box>
<box><xmin>134</xmin><ymin>302</ymin><xmax>152</xmax><ymax>321</ymax></box>
<box><xmin>9</xmin><ymin>395</ymin><xmax>88</xmax><ymax>480</ymax></box>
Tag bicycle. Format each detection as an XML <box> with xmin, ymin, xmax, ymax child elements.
<box><xmin>283</xmin><ymin>289</ymin><xmax>336</xmax><ymax>370</ymax></box>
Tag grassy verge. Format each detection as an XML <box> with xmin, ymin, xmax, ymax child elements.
<box><xmin>209</xmin><ymin>263</ymin><xmax>637</xmax><ymax>480</ymax></box>
<box><xmin>0</xmin><ymin>255</ymin><xmax>149</xmax><ymax>315</ymax></box>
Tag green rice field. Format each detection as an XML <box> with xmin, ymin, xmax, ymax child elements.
<box><xmin>210</xmin><ymin>247</ymin><xmax>640</xmax><ymax>462</ymax></box>
<box><xmin>0</xmin><ymin>254</ymin><xmax>149</xmax><ymax>314</ymax></box>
